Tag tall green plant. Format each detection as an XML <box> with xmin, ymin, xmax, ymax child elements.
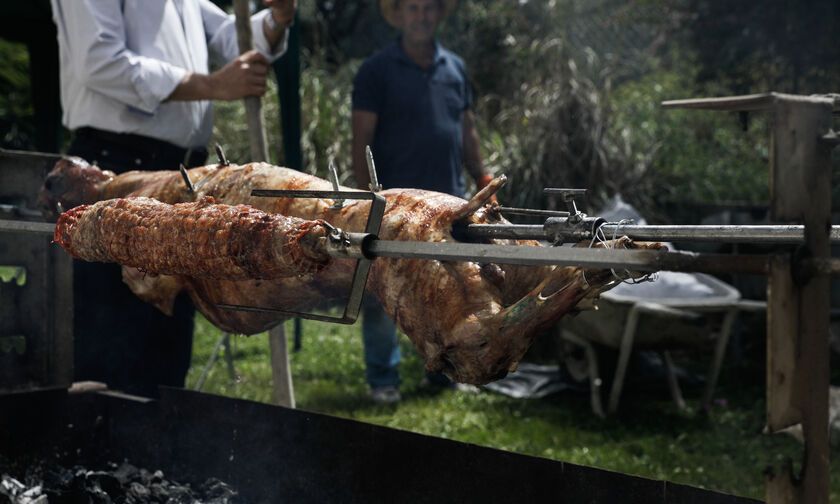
<box><xmin>0</xmin><ymin>39</ymin><xmax>35</xmax><ymax>150</ymax></box>
<box><xmin>299</xmin><ymin>57</ymin><xmax>357</xmax><ymax>184</ymax></box>
<box><xmin>477</xmin><ymin>40</ymin><xmax>646</xmax><ymax>214</ymax></box>
<box><xmin>211</xmin><ymin>76</ymin><xmax>282</xmax><ymax>166</ymax></box>
<box><xmin>610</xmin><ymin>66</ymin><xmax>770</xmax><ymax>220</ymax></box>
<box><xmin>211</xmin><ymin>59</ymin><xmax>356</xmax><ymax>185</ymax></box>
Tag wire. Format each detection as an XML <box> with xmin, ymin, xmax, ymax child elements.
<box><xmin>583</xmin><ymin>218</ymin><xmax>657</xmax><ymax>286</ymax></box>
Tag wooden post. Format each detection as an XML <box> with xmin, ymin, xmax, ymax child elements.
<box><xmin>661</xmin><ymin>92</ymin><xmax>837</xmax><ymax>504</ymax></box>
<box><xmin>269</xmin><ymin>323</ymin><xmax>295</xmax><ymax>408</ymax></box>
<box><xmin>233</xmin><ymin>0</ymin><xmax>270</xmax><ymax>162</ymax></box>
<box><xmin>765</xmin><ymin>95</ymin><xmax>833</xmax><ymax>504</ymax></box>
<box><xmin>233</xmin><ymin>0</ymin><xmax>292</xmax><ymax>406</ymax></box>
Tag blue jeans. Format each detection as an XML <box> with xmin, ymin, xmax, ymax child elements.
<box><xmin>362</xmin><ymin>296</ymin><xmax>401</xmax><ymax>388</ymax></box>
<box><xmin>361</xmin><ymin>296</ymin><xmax>452</xmax><ymax>388</ymax></box>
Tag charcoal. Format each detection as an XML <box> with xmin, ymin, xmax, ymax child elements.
<box><xmin>199</xmin><ymin>478</ymin><xmax>238</xmax><ymax>504</ymax></box>
<box><xmin>86</xmin><ymin>471</ymin><xmax>122</xmax><ymax>497</ymax></box>
<box><xmin>0</xmin><ymin>460</ymin><xmax>239</xmax><ymax>504</ymax></box>
<box><xmin>0</xmin><ymin>475</ymin><xmax>47</xmax><ymax>504</ymax></box>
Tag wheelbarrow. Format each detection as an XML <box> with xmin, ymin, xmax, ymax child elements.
<box><xmin>560</xmin><ymin>271</ymin><xmax>740</xmax><ymax>417</ymax></box>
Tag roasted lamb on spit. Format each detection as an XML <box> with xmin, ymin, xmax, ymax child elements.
<box><xmin>41</xmin><ymin>157</ymin><xmax>665</xmax><ymax>385</ymax></box>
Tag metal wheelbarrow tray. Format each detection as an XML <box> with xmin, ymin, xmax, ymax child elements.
<box><xmin>561</xmin><ymin>272</ymin><xmax>740</xmax><ymax>416</ymax></box>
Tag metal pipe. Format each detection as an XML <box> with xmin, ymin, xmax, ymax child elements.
<box><xmin>463</xmin><ymin>223</ymin><xmax>840</xmax><ymax>245</ymax></box>
<box><xmin>599</xmin><ymin>224</ymin><xmax>839</xmax><ymax>244</ymax></box>
<box><xmin>0</xmin><ymin>219</ymin><xmax>55</xmax><ymax>235</ymax></box>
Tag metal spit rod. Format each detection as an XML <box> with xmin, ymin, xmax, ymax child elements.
<box><xmin>0</xmin><ymin>219</ymin><xmax>56</xmax><ymax>235</ymax></box>
<box><xmin>323</xmin><ymin>232</ymin><xmax>770</xmax><ymax>275</ymax></box>
<box><xmin>0</xmin><ymin>216</ymin><xmax>771</xmax><ymax>275</ymax></box>
<box><xmin>8</xmin><ymin>216</ymin><xmax>840</xmax><ymax>276</ymax></box>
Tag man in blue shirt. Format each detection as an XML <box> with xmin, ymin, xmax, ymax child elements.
<box><xmin>352</xmin><ymin>0</ymin><xmax>493</xmax><ymax>403</ymax></box>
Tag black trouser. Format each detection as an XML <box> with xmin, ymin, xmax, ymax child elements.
<box><xmin>68</xmin><ymin>128</ymin><xmax>208</xmax><ymax>397</ymax></box>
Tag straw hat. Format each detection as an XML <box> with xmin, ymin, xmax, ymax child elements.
<box><xmin>379</xmin><ymin>0</ymin><xmax>458</xmax><ymax>28</ymax></box>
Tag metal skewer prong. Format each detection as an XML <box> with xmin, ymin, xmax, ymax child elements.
<box><xmin>329</xmin><ymin>158</ymin><xmax>344</xmax><ymax>209</ymax></box>
<box><xmin>180</xmin><ymin>163</ymin><xmax>196</xmax><ymax>194</ymax></box>
<box><xmin>365</xmin><ymin>145</ymin><xmax>382</xmax><ymax>193</ymax></box>
<box><xmin>215</xmin><ymin>142</ymin><xmax>230</xmax><ymax>166</ymax></box>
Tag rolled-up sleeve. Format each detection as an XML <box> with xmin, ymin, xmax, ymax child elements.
<box><xmin>201</xmin><ymin>0</ymin><xmax>288</xmax><ymax>66</ymax></box>
<box><xmin>52</xmin><ymin>0</ymin><xmax>187</xmax><ymax>114</ymax></box>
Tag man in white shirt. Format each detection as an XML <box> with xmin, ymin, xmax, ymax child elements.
<box><xmin>50</xmin><ymin>0</ymin><xmax>297</xmax><ymax>397</ymax></box>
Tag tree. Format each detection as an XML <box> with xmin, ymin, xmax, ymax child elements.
<box><xmin>685</xmin><ymin>0</ymin><xmax>840</xmax><ymax>94</ymax></box>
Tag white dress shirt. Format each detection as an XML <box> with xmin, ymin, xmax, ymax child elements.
<box><xmin>51</xmin><ymin>0</ymin><xmax>288</xmax><ymax>148</ymax></box>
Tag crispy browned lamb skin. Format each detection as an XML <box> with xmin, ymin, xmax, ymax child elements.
<box><xmin>54</xmin><ymin>196</ymin><xmax>331</xmax><ymax>279</ymax></box>
<box><xmin>40</xmin><ymin>157</ymin><xmax>666</xmax><ymax>385</ymax></box>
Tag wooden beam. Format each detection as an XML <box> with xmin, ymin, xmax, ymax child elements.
<box><xmin>662</xmin><ymin>92</ymin><xmax>840</xmax><ymax>113</ymax></box>
<box><xmin>765</xmin><ymin>95</ymin><xmax>833</xmax><ymax>504</ymax></box>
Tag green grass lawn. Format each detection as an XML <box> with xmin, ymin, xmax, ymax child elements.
<box><xmin>186</xmin><ymin>314</ymin><xmax>839</xmax><ymax>502</ymax></box>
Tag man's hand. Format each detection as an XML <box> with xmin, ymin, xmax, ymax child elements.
<box><xmin>210</xmin><ymin>50</ymin><xmax>270</xmax><ymax>100</ymax></box>
<box><xmin>167</xmin><ymin>50</ymin><xmax>269</xmax><ymax>102</ymax></box>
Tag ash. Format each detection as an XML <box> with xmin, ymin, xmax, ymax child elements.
<box><xmin>0</xmin><ymin>460</ymin><xmax>238</xmax><ymax>504</ymax></box>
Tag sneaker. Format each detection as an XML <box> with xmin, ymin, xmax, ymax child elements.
<box><xmin>454</xmin><ymin>383</ymin><xmax>481</xmax><ymax>394</ymax></box>
<box><xmin>369</xmin><ymin>385</ymin><xmax>401</xmax><ymax>404</ymax></box>
<box><xmin>419</xmin><ymin>377</ymin><xmax>480</xmax><ymax>394</ymax></box>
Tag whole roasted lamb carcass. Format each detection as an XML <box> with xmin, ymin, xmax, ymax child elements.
<box><xmin>40</xmin><ymin>157</ymin><xmax>664</xmax><ymax>385</ymax></box>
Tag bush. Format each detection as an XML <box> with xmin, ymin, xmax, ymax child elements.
<box><xmin>609</xmin><ymin>67</ymin><xmax>770</xmax><ymax>222</ymax></box>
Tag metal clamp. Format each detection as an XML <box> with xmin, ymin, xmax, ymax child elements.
<box><xmin>543</xmin><ymin>215</ymin><xmax>605</xmax><ymax>244</ymax></box>
<box><xmin>541</xmin><ymin>188</ymin><xmax>604</xmax><ymax>243</ymax></box>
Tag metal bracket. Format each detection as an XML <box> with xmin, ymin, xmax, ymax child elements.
<box><xmin>541</xmin><ymin>188</ymin><xmax>604</xmax><ymax>243</ymax></box>
<box><xmin>820</xmin><ymin>130</ymin><xmax>840</xmax><ymax>147</ymax></box>
<box><xmin>545</xmin><ymin>188</ymin><xmax>585</xmax><ymax>212</ymax></box>
<box><xmin>216</xmin><ymin>189</ymin><xmax>386</xmax><ymax>324</ymax></box>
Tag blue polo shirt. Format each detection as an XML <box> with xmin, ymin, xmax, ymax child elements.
<box><xmin>353</xmin><ymin>39</ymin><xmax>471</xmax><ymax>198</ymax></box>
